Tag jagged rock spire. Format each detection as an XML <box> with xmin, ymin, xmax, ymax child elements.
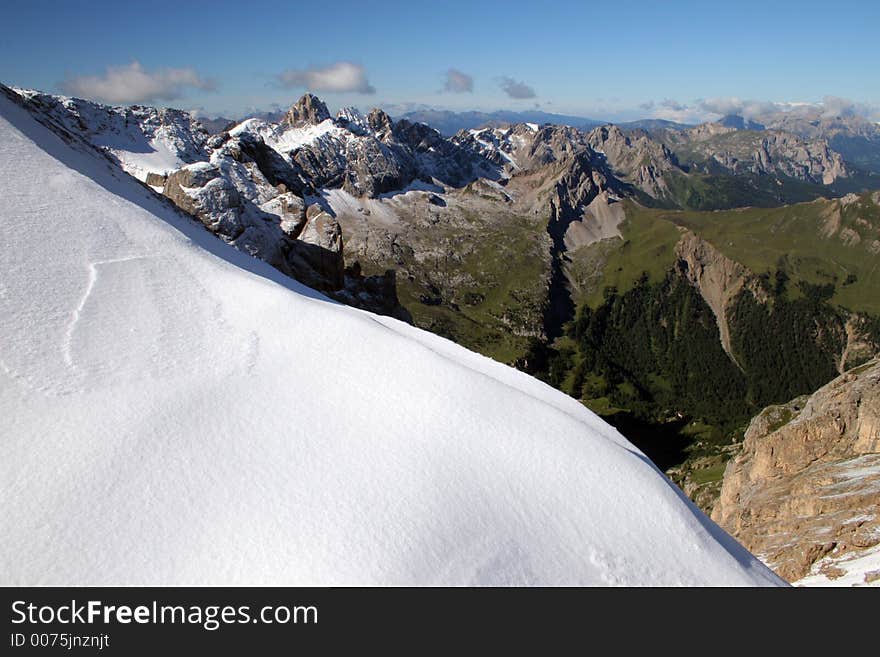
<box><xmin>366</xmin><ymin>108</ymin><xmax>393</xmax><ymax>136</ymax></box>
<box><xmin>283</xmin><ymin>93</ymin><xmax>331</xmax><ymax>127</ymax></box>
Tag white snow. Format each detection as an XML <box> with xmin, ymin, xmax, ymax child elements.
<box><xmin>267</xmin><ymin>119</ymin><xmax>341</xmax><ymax>152</ymax></box>
<box><xmin>378</xmin><ymin>179</ymin><xmax>445</xmax><ymax>199</ymax></box>
<box><xmin>232</xmin><ymin>117</ymin><xmax>343</xmax><ymax>154</ymax></box>
<box><xmin>12</xmin><ymin>89</ymin><xmax>208</xmax><ymax>182</ymax></box>
<box><xmin>795</xmin><ymin>542</ymin><xmax>880</xmax><ymax>587</ymax></box>
<box><xmin>106</xmin><ymin>137</ymin><xmax>190</xmax><ymax>182</ymax></box>
<box><xmin>336</xmin><ymin>107</ymin><xmax>369</xmax><ymax>134</ymax></box>
<box><xmin>226</xmin><ymin>117</ymin><xmax>265</xmax><ymax>137</ymax></box>
<box><xmin>0</xmin><ymin>92</ymin><xmax>783</xmax><ymax>586</ymax></box>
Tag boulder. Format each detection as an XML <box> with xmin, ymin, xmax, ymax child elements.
<box><xmin>163</xmin><ymin>162</ymin><xmax>243</xmax><ymax>238</ymax></box>
<box><xmin>287</xmin><ymin>208</ymin><xmax>344</xmax><ymax>291</ymax></box>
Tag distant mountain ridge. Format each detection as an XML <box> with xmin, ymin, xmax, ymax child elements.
<box><xmin>394</xmin><ymin>108</ymin><xmax>604</xmax><ymax>136</ymax></box>
<box><xmin>191</xmin><ymin>104</ymin><xmax>880</xmax><ymax>178</ymax></box>
<box><xmin>755</xmin><ymin>108</ymin><xmax>880</xmax><ymax>174</ymax></box>
<box><xmin>11</xmin><ymin>86</ymin><xmax>875</xmax><ymax>333</ymax></box>
<box><xmin>618</xmin><ymin>118</ymin><xmax>693</xmax><ymax>132</ymax></box>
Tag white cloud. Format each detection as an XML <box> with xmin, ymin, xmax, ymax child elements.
<box><xmin>443</xmin><ymin>68</ymin><xmax>473</xmax><ymax>93</ymax></box>
<box><xmin>637</xmin><ymin>96</ymin><xmax>880</xmax><ymax>124</ymax></box>
<box><xmin>818</xmin><ymin>95</ymin><xmax>880</xmax><ymax>120</ymax></box>
<box><xmin>277</xmin><ymin>61</ymin><xmax>375</xmax><ymax>94</ymax></box>
<box><xmin>697</xmin><ymin>97</ymin><xmax>786</xmax><ymax>118</ymax></box>
<box><xmin>659</xmin><ymin>98</ymin><xmax>687</xmax><ymax>112</ymax></box>
<box><xmin>644</xmin><ymin>100</ymin><xmax>714</xmax><ymax>124</ymax></box>
<box><xmin>499</xmin><ymin>77</ymin><xmax>536</xmax><ymax>99</ymax></box>
<box><xmin>61</xmin><ymin>62</ymin><xmax>216</xmax><ymax>104</ymax></box>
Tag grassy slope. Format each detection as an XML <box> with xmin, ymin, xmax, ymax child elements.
<box><xmin>662</xmin><ymin>169</ymin><xmax>829</xmax><ymax>210</ymax></box>
<box><xmin>573</xmin><ymin>192</ymin><xmax>880</xmax><ymax>315</ymax></box>
<box><xmin>656</xmin><ymin>194</ymin><xmax>880</xmax><ymax>315</ymax></box>
<box><xmin>382</xmin><ymin>212</ymin><xmax>551</xmax><ymax>365</ymax></box>
<box><xmin>562</xmin><ymin>192</ymin><xmax>880</xmax><ymax>505</ymax></box>
<box><xmin>572</xmin><ymin>209</ymin><xmax>682</xmax><ymax>309</ymax></box>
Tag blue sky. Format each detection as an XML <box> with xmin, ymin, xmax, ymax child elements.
<box><xmin>2</xmin><ymin>0</ymin><xmax>878</xmax><ymax>121</ymax></box>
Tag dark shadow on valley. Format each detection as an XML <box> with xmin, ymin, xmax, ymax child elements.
<box><xmin>602</xmin><ymin>413</ymin><xmax>692</xmax><ymax>472</ymax></box>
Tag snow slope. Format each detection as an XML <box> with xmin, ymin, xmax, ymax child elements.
<box><xmin>0</xmin><ymin>91</ymin><xmax>784</xmax><ymax>586</ymax></box>
<box><xmin>231</xmin><ymin>116</ymin><xmax>345</xmax><ymax>155</ymax></box>
<box><xmin>13</xmin><ymin>88</ymin><xmax>208</xmax><ymax>182</ymax></box>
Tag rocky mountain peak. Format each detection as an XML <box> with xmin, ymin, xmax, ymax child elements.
<box><xmin>283</xmin><ymin>93</ymin><xmax>331</xmax><ymax>127</ymax></box>
<box><xmin>589</xmin><ymin>123</ymin><xmax>626</xmax><ymax>142</ymax></box>
<box><xmin>366</xmin><ymin>108</ymin><xmax>394</xmax><ymax>136</ymax></box>
<box><xmin>336</xmin><ymin>106</ymin><xmax>368</xmax><ymax>134</ymax></box>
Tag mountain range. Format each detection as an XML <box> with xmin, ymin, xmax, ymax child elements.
<box><xmin>394</xmin><ymin>108</ymin><xmax>604</xmax><ymax>136</ymax></box>
<box><xmin>4</xmin><ymin>82</ymin><xmax>880</xmax><ymax>585</ymax></box>
<box><xmin>0</xmin><ymin>82</ymin><xmax>788</xmax><ymax>586</ymax></box>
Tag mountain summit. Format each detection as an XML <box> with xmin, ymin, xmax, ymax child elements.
<box><xmin>282</xmin><ymin>92</ymin><xmax>332</xmax><ymax>127</ymax></box>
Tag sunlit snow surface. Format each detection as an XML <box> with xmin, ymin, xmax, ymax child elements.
<box><xmin>229</xmin><ymin>117</ymin><xmax>343</xmax><ymax>154</ymax></box>
<box><xmin>0</xmin><ymin>92</ymin><xmax>784</xmax><ymax>586</ymax></box>
<box><xmin>12</xmin><ymin>89</ymin><xmax>207</xmax><ymax>182</ymax></box>
<box><xmin>795</xmin><ymin>542</ymin><xmax>880</xmax><ymax>587</ymax></box>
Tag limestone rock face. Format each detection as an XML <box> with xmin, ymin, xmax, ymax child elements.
<box><xmin>657</xmin><ymin>120</ymin><xmax>850</xmax><ymax>185</ymax></box>
<box><xmin>522</xmin><ymin>125</ymin><xmax>588</xmax><ymax>168</ymax></box>
<box><xmin>282</xmin><ymin>94</ymin><xmax>331</xmax><ymax>128</ymax></box>
<box><xmin>230</xmin><ymin>131</ymin><xmax>308</xmax><ymax>195</ymax></box>
<box><xmin>451</xmin><ymin>122</ymin><xmax>679</xmax><ymax>202</ymax></box>
<box><xmin>163</xmin><ymin>162</ymin><xmax>243</xmax><ymax>237</ymax></box>
<box><xmin>288</xmin><ymin>207</ymin><xmax>345</xmax><ymax>291</ymax></box>
<box><xmin>342</xmin><ymin>137</ymin><xmax>412</xmax><ymax>198</ymax></box>
<box><xmin>712</xmin><ymin>360</ymin><xmax>880</xmax><ymax>584</ymax></box>
<box><xmin>366</xmin><ymin>108</ymin><xmax>394</xmax><ymax>137</ymax></box>
<box><xmin>586</xmin><ymin>124</ymin><xmax>677</xmax><ymax>198</ymax></box>
<box><xmin>674</xmin><ymin>231</ymin><xmax>765</xmax><ymax>363</ymax></box>
<box><xmin>300</xmin><ymin>206</ymin><xmax>343</xmax><ymax>252</ymax></box>
<box><xmin>144</xmin><ymin>172</ymin><xmax>167</xmax><ymax>187</ymax></box>
<box><xmin>550</xmin><ymin>153</ymin><xmax>599</xmax><ymax>214</ymax></box>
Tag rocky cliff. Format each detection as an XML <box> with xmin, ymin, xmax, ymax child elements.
<box><xmin>674</xmin><ymin>231</ymin><xmax>764</xmax><ymax>364</ymax></box>
<box><xmin>757</xmin><ymin>107</ymin><xmax>880</xmax><ymax>175</ymax></box>
<box><xmin>586</xmin><ymin>124</ymin><xmax>678</xmax><ymax>198</ymax></box>
<box><xmin>658</xmin><ymin>120</ymin><xmax>849</xmax><ymax>185</ymax></box>
<box><xmin>712</xmin><ymin>360</ymin><xmax>880</xmax><ymax>585</ymax></box>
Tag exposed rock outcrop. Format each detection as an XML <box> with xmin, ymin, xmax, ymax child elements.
<box><xmin>658</xmin><ymin>121</ymin><xmax>849</xmax><ymax>185</ymax></box>
<box><xmin>145</xmin><ymin>172</ymin><xmax>167</xmax><ymax>187</ymax></box>
<box><xmin>291</xmin><ymin>206</ymin><xmax>345</xmax><ymax>290</ymax></box>
<box><xmin>366</xmin><ymin>108</ymin><xmax>394</xmax><ymax>137</ymax></box>
<box><xmin>563</xmin><ymin>191</ymin><xmax>626</xmax><ymax>251</ymax></box>
<box><xmin>673</xmin><ymin>231</ymin><xmax>765</xmax><ymax>364</ymax></box>
<box><xmin>712</xmin><ymin>360</ymin><xmax>880</xmax><ymax>584</ymax></box>
<box><xmin>757</xmin><ymin>108</ymin><xmax>880</xmax><ymax>174</ymax></box>
<box><xmin>163</xmin><ymin>162</ymin><xmax>243</xmax><ymax>237</ymax></box>
<box><xmin>341</xmin><ymin>137</ymin><xmax>412</xmax><ymax>198</ymax></box>
<box><xmin>229</xmin><ymin>131</ymin><xmax>309</xmax><ymax>195</ymax></box>
<box><xmin>282</xmin><ymin>93</ymin><xmax>331</xmax><ymax>127</ymax></box>
<box><xmin>586</xmin><ymin>124</ymin><xmax>678</xmax><ymax>198</ymax></box>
